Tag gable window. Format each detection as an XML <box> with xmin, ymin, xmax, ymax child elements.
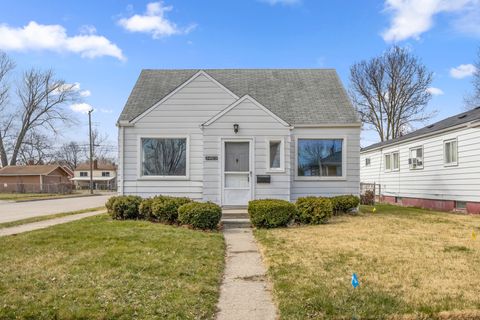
<box><xmin>267</xmin><ymin>139</ymin><xmax>284</xmax><ymax>171</ymax></box>
<box><xmin>141</xmin><ymin>137</ymin><xmax>188</xmax><ymax>177</ymax></box>
<box><xmin>297</xmin><ymin>138</ymin><xmax>343</xmax><ymax>178</ymax></box>
<box><xmin>409</xmin><ymin>147</ymin><xmax>423</xmax><ymax>169</ymax></box>
<box><xmin>444</xmin><ymin>139</ymin><xmax>458</xmax><ymax>166</ymax></box>
<box><xmin>384</xmin><ymin>154</ymin><xmax>391</xmax><ymax>171</ymax></box>
<box><xmin>80</xmin><ymin>171</ymin><xmax>88</xmax><ymax>177</ymax></box>
<box><xmin>365</xmin><ymin>158</ymin><xmax>371</xmax><ymax>166</ymax></box>
<box><xmin>102</xmin><ymin>172</ymin><xmax>110</xmax><ymax>177</ymax></box>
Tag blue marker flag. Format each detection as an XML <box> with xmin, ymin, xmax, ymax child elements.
<box><xmin>351</xmin><ymin>273</ymin><xmax>359</xmax><ymax>288</ymax></box>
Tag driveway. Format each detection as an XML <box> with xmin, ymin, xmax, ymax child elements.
<box><xmin>0</xmin><ymin>195</ymin><xmax>111</xmax><ymax>224</ymax></box>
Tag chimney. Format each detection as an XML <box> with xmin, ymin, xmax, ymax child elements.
<box><xmin>28</xmin><ymin>160</ymin><xmax>35</xmax><ymax>165</ymax></box>
<box><xmin>93</xmin><ymin>159</ymin><xmax>98</xmax><ymax>170</ymax></box>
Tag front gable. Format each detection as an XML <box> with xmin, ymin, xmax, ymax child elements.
<box><xmin>131</xmin><ymin>71</ymin><xmax>239</xmax><ymax>124</ymax></box>
<box><xmin>202</xmin><ymin>95</ymin><xmax>290</xmax><ymax>128</ymax></box>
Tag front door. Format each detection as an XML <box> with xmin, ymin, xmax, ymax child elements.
<box><xmin>223</xmin><ymin>140</ymin><xmax>252</xmax><ymax>206</ymax></box>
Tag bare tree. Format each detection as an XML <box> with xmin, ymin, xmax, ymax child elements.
<box><xmin>84</xmin><ymin>128</ymin><xmax>115</xmax><ymax>161</ymax></box>
<box><xmin>9</xmin><ymin>68</ymin><xmax>79</xmax><ymax>165</ymax></box>
<box><xmin>350</xmin><ymin>46</ymin><xmax>434</xmax><ymax>142</ymax></box>
<box><xmin>55</xmin><ymin>141</ymin><xmax>84</xmax><ymax>170</ymax></box>
<box><xmin>17</xmin><ymin>131</ymin><xmax>54</xmax><ymax>165</ymax></box>
<box><xmin>465</xmin><ymin>49</ymin><xmax>480</xmax><ymax>109</ymax></box>
<box><xmin>0</xmin><ymin>51</ymin><xmax>15</xmax><ymax>167</ymax></box>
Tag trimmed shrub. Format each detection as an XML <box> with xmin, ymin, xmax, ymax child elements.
<box><xmin>248</xmin><ymin>199</ymin><xmax>296</xmax><ymax>228</ymax></box>
<box><xmin>178</xmin><ymin>202</ymin><xmax>222</xmax><ymax>230</ymax></box>
<box><xmin>331</xmin><ymin>195</ymin><xmax>360</xmax><ymax>214</ymax></box>
<box><xmin>361</xmin><ymin>190</ymin><xmax>375</xmax><ymax>205</ymax></box>
<box><xmin>110</xmin><ymin>195</ymin><xmax>142</xmax><ymax>220</ymax></box>
<box><xmin>151</xmin><ymin>196</ymin><xmax>192</xmax><ymax>223</ymax></box>
<box><xmin>295</xmin><ymin>197</ymin><xmax>333</xmax><ymax>224</ymax></box>
<box><xmin>139</xmin><ymin>198</ymin><xmax>154</xmax><ymax>220</ymax></box>
<box><xmin>105</xmin><ymin>196</ymin><xmax>119</xmax><ymax>214</ymax></box>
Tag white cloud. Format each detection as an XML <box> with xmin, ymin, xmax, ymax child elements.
<box><xmin>70</xmin><ymin>103</ymin><xmax>93</xmax><ymax>114</ymax></box>
<box><xmin>426</xmin><ymin>87</ymin><xmax>444</xmax><ymax>95</ymax></box>
<box><xmin>260</xmin><ymin>0</ymin><xmax>301</xmax><ymax>5</ymax></box>
<box><xmin>80</xmin><ymin>90</ymin><xmax>91</xmax><ymax>97</ymax></box>
<box><xmin>118</xmin><ymin>1</ymin><xmax>196</xmax><ymax>39</ymax></box>
<box><xmin>381</xmin><ymin>0</ymin><xmax>476</xmax><ymax>42</ymax></box>
<box><xmin>54</xmin><ymin>82</ymin><xmax>92</xmax><ymax>97</ymax></box>
<box><xmin>450</xmin><ymin>64</ymin><xmax>477</xmax><ymax>78</ymax></box>
<box><xmin>0</xmin><ymin>21</ymin><xmax>125</xmax><ymax>61</ymax></box>
<box><xmin>99</xmin><ymin>108</ymin><xmax>113</xmax><ymax>113</ymax></box>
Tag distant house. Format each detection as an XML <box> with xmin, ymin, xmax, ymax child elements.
<box><xmin>0</xmin><ymin>165</ymin><xmax>72</xmax><ymax>193</ymax></box>
<box><xmin>116</xmin><ymin>69</ymin><xmax>361</xmax><ymax>206</ymax></box>
<box><xmin>71</xmin><ymin>160</ymin><xmax>117</xmax><ymax>190</ymax></box>
<box><xmin>360</xmin><ymin>107</ymin><xmax>480</xmax><ymax>214</ymax></box>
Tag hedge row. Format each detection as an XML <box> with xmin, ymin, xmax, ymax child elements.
<box><xmin>106</xmin><ymin>195</ymin><xmax>221</xmax><ymax>230</ymax></box>
<box><xmin>248</xmin><ymin>195</ymin><xmax>359</xmax><ymax>229</ymax></box>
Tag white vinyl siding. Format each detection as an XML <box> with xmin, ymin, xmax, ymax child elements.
<box><xmin>203</xmin><ymin>97</ymin><xmax>291</xmax><ymax>203</ymax></box>
<box><xmin>119</xmin><ymin>74</ymin><xmax>236</xmax><ymax>199</ymax></box>
<box><xmin>360</xmin><ymin>126</ymin><xmax>480</xmax><ymax>202</ymax></box>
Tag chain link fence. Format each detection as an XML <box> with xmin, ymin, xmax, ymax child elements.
<box><xmin>0</xmin><ymin>183</ymin><xmax>74</xmax><ymax>194</ymax></box>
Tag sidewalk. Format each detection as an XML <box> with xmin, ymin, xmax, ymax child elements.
<box><xmin>0</xmin><ymin>210</ymin><xmax>105</xmax><ymax>237</ymax></box>
<box><xmin>216</xmin><ymin>226</ymin><xmax>277</xmax><ymax>320</ymax></box>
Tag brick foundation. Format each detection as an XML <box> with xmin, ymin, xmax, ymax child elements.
<box><xmin>379</xmin><ymin>195</ymin><xmax>480</xmax><ymax>214</ymax></box>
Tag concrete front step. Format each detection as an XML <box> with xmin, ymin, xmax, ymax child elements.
<box><xmin>221</xmin><ymin>218</ymin><xmax>251</xmax><ymax>228</ymax></box>
<box><xmin>222</xmin><ymin>208</ymin><xmax>249</xmax><ymax>220</ymax></box>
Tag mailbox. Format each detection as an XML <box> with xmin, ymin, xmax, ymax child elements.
<box><xmin>256</xmin><ymin>175</ymin><xmax>271</xmax><ymax>184</ymax></box>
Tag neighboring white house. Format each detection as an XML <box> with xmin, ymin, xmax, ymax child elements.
<box><xmin>71</xmin><ymin>160</ymin><xmax>117</xmax><ymax>190</ymax></box>
<box><xmin>117</xmin><ymin>69</ymin><xmax>360</xmax><ymax>206</ymax></box>
<box><xmin>360</xmin><ymin>107</ymin><xmax>480</xmax><ymax>214</ymax></box>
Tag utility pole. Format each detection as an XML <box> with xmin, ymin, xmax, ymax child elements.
<box><xmin>88</xmin><ymin>109</ymin><xmax>94</xmax><ymax>195</ymax></box>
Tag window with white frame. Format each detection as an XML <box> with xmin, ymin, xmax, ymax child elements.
<box><xmin>102</xmin><ymin>171</ymin><xmax>110</xmax><ymax>177</ymax></box>
<box><xmin>297</xmin><ymin>138</ymin><xmax>343</xmax><ymax>177</ymax></box>
<box><xmin>80</xmin><ymin>171</ymin><xmax>88</xmax><ymax>177</ymax></box>
<box><xmin>384</xmin><ymin>152</ymin><xmax>399</xmax><ymax>172</ymax></box>
<box><xmin>141</xmin><ymin>137</ymin><xmax>187</xmax><ymax>176</ymax></box>
<box><xmin>267</xmin><ymin>139</ymin><xmax>284</xmax><ymax>171</ymax></box>
<box><xmin>392</xmin><ymin>152</ymin><xmax>400</xmax><ymax>171</ymax></box>
<box><xmin>409</xmin><ymin>147</ymin><xmax>423</xmax><ymax>169</ymax></box>
<box><xmin>384</xmin><ymin>154</ymin><xmax>391</xmax><ymax>171</ymax></box>
<box><xmin>444</xmin><ymin>139</ymin><xmax>458</xmax><ymax>166</ymax></box>
<box><xmin>365</xmin><ymin>158</ymin><xmax>371</xmax><ymax>166</ymax></box>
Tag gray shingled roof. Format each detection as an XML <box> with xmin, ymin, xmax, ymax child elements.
<box><xmin>361</xmin><ymin>107</ymin><xmax>480</xmax><ymax>152</ymax></box>
<box><xmin>118</xmin><ymin>69</ymin><xmax>359</xmax><ymax>125</ymax></box>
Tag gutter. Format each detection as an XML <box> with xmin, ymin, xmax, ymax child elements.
<box><xmin>360</xmin><ymin>121</ymin><xmax>477</xmax><ymax>154</ymax></box>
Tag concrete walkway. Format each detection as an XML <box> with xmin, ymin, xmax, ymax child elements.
<box><xmin>0</xmin><ymin>195</ymin><xmax>110</xmax><ymax>224</ymax></box>
<box><xmin>0</xmin><ymin>210</ymin><xmax>105</xmax><ymax>237</ymax></box>
<box><xmin>216</xmin><ymin>226</ymin><xmax>277</xmax><ymax>320</ymax></box>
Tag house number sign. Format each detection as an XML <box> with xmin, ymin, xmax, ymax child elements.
<box><xmin>205</xmin><ymin>155</ymin><xmax>219</xmax><ymax>161</ymax></box>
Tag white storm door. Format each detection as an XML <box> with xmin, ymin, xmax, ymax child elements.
<box><xmin>223</xmin><ymin>141</ymin><xmax>252</xmax><ymax>206</ymax></box>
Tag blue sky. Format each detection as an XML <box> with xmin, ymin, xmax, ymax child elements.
<box><xmin>0</xmin><ymin>0</ymin><xmax>479</xmax><ymax>149</ymax></box>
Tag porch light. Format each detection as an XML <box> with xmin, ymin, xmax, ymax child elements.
<box><xmin>233</xmin><ymin>123</ymin><xmax>239</xmax><ymax>134</ymax></box>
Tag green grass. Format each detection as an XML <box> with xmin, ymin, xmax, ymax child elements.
<box><xmin>255</xmin><ymin>204</ymin><xmax>480</xmax><ymax>319</ymax></box>
<box><xmin>0</xmin><ymin>192</ymin><xmax>84</xmax><ymax>201</ymax></box>
<box><xmin>0</xmin><ymin>215</ymin><xmax>225</xmax><ymax>319</ymax></box>
<box><xmin>0</xmin><ymin>206</ymin><xmax>106</xmax><ymax>229</ymax></box>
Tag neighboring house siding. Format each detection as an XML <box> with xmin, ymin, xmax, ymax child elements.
<box><xmin>290</xmin><ymin>127</ymin><xmax>361</xmax><ymax>200</ymax></box>
<box><xmin>202</xmin><ymin>98</ymin><xmax>291</xmax><ymax>204</ymax></box>
<box><xmin>121</xmin><ymin>74</ymin><xmax>236</xmax><ymax>198</ymax></box>
<box><xmin>43</xmin><ymin>168</ymin><xmax>70</xmax><ymax>184</ymax></box>
<box><xmin>360</xmin><ymin>126</ymin><xmax>480</xmax><ymax>203</ymax></box>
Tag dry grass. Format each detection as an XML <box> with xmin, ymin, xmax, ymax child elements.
<box><xmin>254</xmin><ymin>204</ymin><xmax>480</xmax><ymax>319</ymax></box>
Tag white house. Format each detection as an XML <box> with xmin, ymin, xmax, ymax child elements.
<box><xmin>360</xmin><ymin>107</ymin><xmax>480</xmax><ymax>214</ymax></box>
<box><xmin>117</xmin><ymin>69</ymin><xmax>360</xmax><ymax>206</ymax></box>
<box><xmin>71</xmin><ymin>160</ymin><xmax>117</xmax><ymax>190</ymax></box>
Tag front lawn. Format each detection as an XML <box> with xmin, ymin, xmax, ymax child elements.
<box><xmin>0</xmin><ymin>214</ymin><xmax>225</xmax><ymax>319</ymax></box>
<box><xmin>254</xmin><ymin>204</ymin><xmax>480</xmax><ymax>319</ymax></box>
